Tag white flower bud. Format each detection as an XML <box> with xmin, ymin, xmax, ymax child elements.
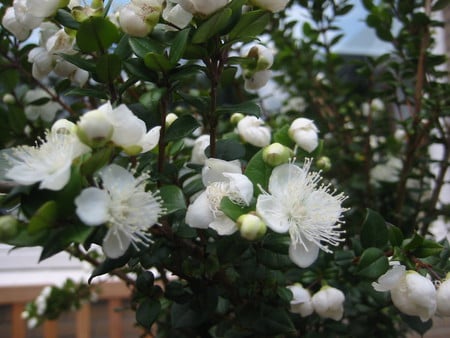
<box><xmin>1</xmin><ymin>7</ymin><xmax>31</xmax><ymax>41</ymax></box>
<box><xmin>165</xmin><ymin>113</ymin><xmax>178</xmax><ymax>127</ymax></box>
<box><xmin>262</xmin><ymin>143</ymin><xmax>293</xmax><ymax>167</ymax></box>
<box><xmin>249</xmin><ymin>0</ymin><xmax>290</xmax><ymax>13</ymax></box>
<box><xmin>236</xmin><ymin>115</ymin><xmax>271</xmax><ymax>147</ymax></box>
<box><xmin>118</xmin><ymin>0</ymin><xmax>163</xmax><ymax>37</ymax></box>
<box><xmin>311</xmin><ymin>286</ymin><xmax>345</xmax><ymax>321</ymax></box>
<box><xmin>178</xmin><ymin>0</ymin><xmax>229</xmax><ymax>16</ymax></box>
<box><xmin>437</xmin><ymin>275</ymin><xmax>450</xmax><ymax>316</ymax></box>
<box><xmin>162</xmin><ymin>1</ymin><xmax>193</xmax><ymax>28</ymax></box>
<box><xmin>247</xmin><ymin>44</ymin><xmax>274</xmax><ymax>71</ymax></box>
<box><xmin>77</xmin><ymin>104</ymin><xmax>114</xmax><ymax>147</ymax></box>
<box><xmin>190</xmin><ymin>134</ymin><xmax>210</xmax><ymax>165</ymax></box>
<box><xmin>288</xmin><ymin>118</ymin><xmax>319</xmax><ymax>153</ymax></box>
<box><xmin>244</xmin><ymin>70</ymin><xmax>271</xmax><ymax>90</ymax></box>
<box><xmin>230</xmin><ymin>112</ymin><xmax>244</xmax><ymax>125</ymax></box>
<box><xmin>236</xmin><ymin>214</ymin><xmax>266</xmax><ymax>241</ymax></box>
<box><xmin>287</xmin><ymin>283</ymin><xmax>314</xmax><ymax>317</ymax></box>
<box><xmin>3</xmin><ymin>93</ymin><xmax>16</xmax><ymax>104</ymax></box>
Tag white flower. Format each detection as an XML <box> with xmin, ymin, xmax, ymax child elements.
<box><xmin>372</xmin><ymin>263</ymin><xmax>437</xmax><ymax>321</ymax></box>
<box><xmin>77</xmin><ymin>102</ymin><xmax>115</xmax><ymax>146</ymax></box>
<box><xmin>190</xmin><ymin>134</ymin><xmax>210</xmax><ymax>165</ymax></box>
<box><xmin>437</xmin><ymin>275</ymin><xmax>450</xmax><ymax>316</ymax></box>
<box><xmin>311</xmin><ymin>286</ymin><xmax>345</xmax><ymax>321</ymax></box>
<box><xmin>287</xmin><ymin>284</ymin><xmax>314</xmax><ymax>317</ymax></box>
<box><xmin>74</xmin><ymin>164</ymin><xmax>164</xmax><ymax>258</ymax></box>
<box><xmin>281</xmin><ymin>97</ymin><xmax>307</xmax><ymax>114</ymax></box>
<box><xmin>237</xmin><ymin>116</ymin><xmax>271</xmax><ymax>147</ymax></box>
<box><xmin>246</xmin><ymin>44</ymin><xmax>274</xmax><ymax>71</ymax></box>
<box><xmin>370</xmin><ymin>156</ymin><xmax>403</xmax><ymax>185</ymax></box>
<box><xmin>162</xmin><ymin>1</ymin><xmax>193</xmax><ymax>28</ymax></box>
<box><xmin>28</xmin><ymin>47</ymin><xmax>53</xmax><ymax>79</ymax></box>
<box><xmin>288</xmin><ymin>118</ymin><xmax>319</xmax><ymax>153</ymax></box>
<box><xmin>244</xmin><ymin>69</ymin><xmax>272</xmax><ymax>91</ymax></box>
<box><xmin>185</xmin><ymin>158</ymin><xmax>253</xmax><ymax>235</ymax></box>
<box><xmin>26</xmin><ymin>0</ymin><xmax>68</xmax><ymax>19</ymax></box>
<box><xmin>249</xmin><ymin>0</ymin><xmax>290</xmax><ymax>12</ymax></box>
<box><xmin>13</xmin><ymin>0</ymin><xmax>45</xmax><ymax>31</ymax></box>
<box><xmin>118</xmin><ymin>0</ymin><xmax>163</xmax><ymax>37</ymax></box>
<box><xmin>5</xmin><ymin>127</ymin><xmax>90</xmax><ymax>191</ymax></box>
<box><xmin>2</xmin><ymin>6</ymin><xmax>31</xmax><ymax>41</ymax></box>
<box><xmin>178</xmin><ymin>0</ymin><xmax>229</xmax><ymax>16</ymax></box>
<box><xmin>256</xmin><ymin>160</ymin><xmax>346</xmax><ymax>268</ymax></box>
<box><xmin>23</xmin><ymin>88</ymin><xmax>61</xmax><ymax>122</ymax></box>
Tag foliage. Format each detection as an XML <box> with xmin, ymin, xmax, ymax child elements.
<box><xmin>0</xmin><ymin>0</ymin><xmax>449</xmax><ymax>337</ymax></box>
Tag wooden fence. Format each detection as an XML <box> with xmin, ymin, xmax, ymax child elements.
<box><xmin>0</xmin><ymin>282</ymin><xmax>148</xmax><ymax>338</ymax></box>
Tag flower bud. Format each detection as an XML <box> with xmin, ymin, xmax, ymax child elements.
<box><xmin>118</xmin><ymin>0</ymin><xmax>162</xmax><ymax>37</ymax></box>
<box><xmin>77</xmin><ymin>107</ymin><xmax>114</xmax><ymax>147</ymax></box>
<box><xmin>244</xmin><ymin>69</ymin><xmax>271</xmax><ymax>91</ymax></box>
<box><xmin>288</xmin><ymin>118</ymin><xmax>319</xmax><ymax>153</ymax></box>
<box><xmin>249</xmin><ymin>0</ymin><xmax>290</xmax><ymax>13</ymax></box>
<box><xmin>230</xmin><ymin>112</ymin><xmax>244</xmax><ymax>125</ymax></box>
<box><xmin>3</xmin><ymin>93</ymin><xmax>16</xmax><ymax>104</ymax></box>
<box><xmin>246</xmin><ymin>44</ymin><xmax>274</xmax><ymax>71</ymax></box>
<box><xmin>236</xmin><ymin>115</ymin><xmax>271</xmax><ymax>147</ymax></box>
<box><xmin>178</xmin><ymin>0</ymin><xmax>229</xmax><ymax>17</ymax></box>
<box><xmin>316</xmin><ymin>156</ymin><xmax>331</xmax><ymax>171</ymax></box>
<box><xmin>262</xmin><ymin>143</ymin><xmax>293</xmax><ymax>167</ymax></box>
<box><xmin>311</xmin><ymin>286</ymin><xmax>345</xmax><ymax>321</ymax></box>
<box><xmin>51</xmin><ymin>119</ymin><xmax>77</xmax><ymax>135</ymax></box>
<box><xmin>0</xmin><ymin>216</ymin><xmax>20</xmax><ymax>241</ymax></box>
<box><xmin>436</xmin><ymin>274</ymin><xmax>450</xmax><ymax>316</ymax></box>
<box><xmin>165</xmin><ymin>113</ymin><xmax>178</xmax><ymax>127</ymax></box>
<box><xmin>1</xmin><ymin>7</ymin><xmax>31</xmax><ymax>41</ymax></box>
<box><xmin>236</xmin><ymin>213</ymin><xmax>267</xmax><ymax>241</ymax></box>
<box><xmin>287</xmin><ymin>283</ymin><xmax>314</xmax><ymax>317</ymax></box>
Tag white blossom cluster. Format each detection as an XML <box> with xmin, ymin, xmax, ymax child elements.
<box><xmin>372</xmin><ymin>262</ymin><xmax>450</xmax><ymax>321</ymax></box>
<box><xmin>4</xmin><ymin>102</ymin><xmax>164</xmax><ymax>258</ymax></box>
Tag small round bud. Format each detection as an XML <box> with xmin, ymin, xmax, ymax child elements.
<box><xmin>165</xmin><ymin>113</ymin><xmax>178</xmax><ymax>127</ymax></box>
<box><xmin>262</xmin><ymin>143</ymin><xmax>293</xmax><ymax>166</ymax></box>
<box><xmin>0</xmin><ymin>216</ymin><xmax>20</xmax><ymax>241</ymax></box>
<box><xmin>316</xmin><ymin>156</ymin><xmax>331</xmax><ymax>171</ymax></box>
<box><xmin>3</xmin><ymin>93</ymin><xmax>16</xmax><ymax>104</ymax></box>
<box><xmin>236</xmin><ymin>214</ymin><xmax>267</xmax><ymax>241</ymax></box>
<box><xmin>230</xmin><ymin>112</ymin><xmax>244</xmax><ymax>125</ymax></box>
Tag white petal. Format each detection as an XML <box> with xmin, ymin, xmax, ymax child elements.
<box><xmin>268</xmin><ymin>163</ymin><xmax>302</xmax><ymax>197</ymax></box>
<box><xmin>75</xmin><ymin>188</ymin><xmax>110</xmax><ymax>226</ymax></box>
<box><xmin>209</xmin><ymin>215</ymin><xmax>237</xmax><ymax>235</ymax></box>
<box><xmin>244</xmin><ymin>70</ymin><xmax>271</xmax><ymax>91</ymax></box>
<box><xmin>185</xmin><ymin>191</ymin><xmax>214</xmax><ymax>229</ymax></box>
<box><xmin>139</xmin><ymin>126</ymin><xmax>161</xmax><ymax>153</ymax></box>
<box><xmin>256</xmin><ymin>194</ymin><xmax>290</xmax><ymax>233</ymax></box>
<box><xmin>202</xmin><ymin>158</ymin><xmax>242</xmax><ymax>186</ymax></box>
<box><xmin>39</xmin><ymin>165</ymin><xmax>71</xmax><ymax>191</ymax></box>
<box><xmin>223</xmin><ymin>172</ymin><xmax>253</xmax><ymax>205</ymax></box>
<box><xmin>372</xmin><ymin>263</ymin><xmax>406</xmax><ymax>292</ymax></box>
<box><xmin>99</xmin><ymin>164</ymin><xmax>135</xmax><ymax>195</ymax></box>
<box><xmin>109</xmin><ymin>104</ymin><xmax>146</xmax><ymax>147</ymax></box>
<box><xmin>103</xmin><ymin>227</ymin><xmax>132</xmax><ymax>258</ymax></box>
<box><xmin>288</xmin><ymin>239</ymin><xmax>320</xmax><ymax>268</ymax></box>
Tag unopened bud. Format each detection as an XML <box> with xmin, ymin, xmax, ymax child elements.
<box><xmin>262</xmin><ymin>143</ymin><xmax>293</xmax><ymax>166</ymax></box>
<box><xmin>3</xmin><ymin>93</ymin><xmax>15</xmax><ymax>104</ymax></box>
<box><xmin>165</xmin><ymin>113</ymin><xmax>178</xmax><ymax>127</ymax></box>
<box><xmin>0</xmin><ymin>216</ymin><xmax>20</xmax><ymax>241</ymax></box>
<box><xmin>236</xmin><ymin>213</ymin><xmax>267</xmax><ymax>241</ymax></box>
<box><xmin>316</xmin><ymin>156</ymin><xmax>331</xmax><ymax>171</ymax></box>
<box><xmin>230</xmin><ymin>113</ymin><xmax>244</xmax><ymax>125</ymax></box>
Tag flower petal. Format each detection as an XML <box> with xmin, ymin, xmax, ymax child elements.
<box><xmin>103</xmin><ymin>227</ymin><xmax>132</xmax><ymax>258</ymax></box>
<box><xmin>372</xmin><ymin>263</ymin><xmax>406</xmax><ymax>292</ymax></box>
<box><xmin>209</xmin><ymin>215</ymin><xmax>237</xmax><ymax>235</ymax></box>
<box><xmin>139</xmin><ymin>126</ymin><xmax>161</xmax><ymax>153</ymax></box>
<box><xmin>202</xmin><ymin>158</ymin><xmax>242</xmax><ymax>186</ymax></box>
<box><xmin>75</xmin><ymin>187</ymin><xmax>110</xmax><ymax>226</ymax></box>
<box><xmin>288</xmin><ymin>239</ymin><xmax>320</xmax><ymax>268</ymax></box>
<box><xmin>256</xmin><ymin>194</ymin><xmax>290</xmax><ymax>233</ymax></box>
<box><xmin>99</xmin><ymin>164</ymin><xmax>135</xmax><ymax>195</ymax></box>
<box><xmin>223</xmin><ymin>172</ymin><xmax>253</xmax><ymax>205</ymax></box>
<box><xmin>268</xmin><ymin>163</ymin><xmax>302</xmax><ymax>197</ymax></box>
<box><xmin>39</xmin><ymin>164</ymin><xmax>71</xmax><ymax>191</ymax></box>
<box><xmin>185</xmin><ymin>191</ymin><xmax>214</xmax><ymax>229</ymax></box>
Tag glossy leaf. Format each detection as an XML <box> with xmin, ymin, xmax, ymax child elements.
<box><xmin>76</xmin><ymin>16</ymin><xmax>120</xmax><ymax>53</ymax></box>
<box><xmin>228</xmin><ymin>10</ymin><xmax>270</xmax><ymax>41</ymax></box>
<box><xmin>28</xmin><ymin>200</ymin><xmax>58</xmax><ymax>235</ymax></box>
<box><xmin>360</xmin><ymin>208</ymin><xmax>389</xmax><ymax>249</ymax></box>
<box><xmin>192</xmin><ymin>8</ymin><xmax>232</xmax><ymax>44</ymax></box>
<box><xmin>136</xmin><ymin>299</ymin><xmax>161</xmax><ymax>330</ymax></box>
<box><xmin>159</xmin><ymin>185</ymin><xmax>186</xmax><ymax>214</ymax></box>
<box><xmin>357</xmin><ymin>247</ymin><xmax>389</xmax><ymax>279</ymax></box>
<box><xmin>96</xmin><ymin>54</ymin><xmax>121</xmax><ymax>83</ymax></box>
<box><xmin>164</xmin><ymin>115</ymin><xmax>200</xmax><ymax>142</ymax></box>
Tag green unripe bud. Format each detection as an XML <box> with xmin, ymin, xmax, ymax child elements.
<box><xmin>236</xmin><ymin>213</ymin><xmax>267</xmax><ymax>241</ymax></box>
<box><xmin>0</xmin><ymin>216</ymin><xmax>20</xmax><ymax>242</ymax></box>
<box><xmin>230</xmin><ymin>112</ymin><xmax>244</xmax><ymax>125</ymax></box>
<box><xmin>316</xmin><ymin>156</ymin><xmax>331</xmax><ymax>171</ymax></box>
<box><xmin>262</xmin><ymin>142</ymin><xmax>293</xmax><ymax>167</ymax></box>
<box><xmin>3</xmin><ymin>93</ymin><xmax>15</xmax><ymax>104</ymax></box>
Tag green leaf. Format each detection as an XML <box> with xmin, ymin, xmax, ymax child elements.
<box><xmin>432</xmin><ymin>0</ymin><xmax>450</xmax><ymax>10</ymax></box>
<box><xmin>402</xmin><ymin>233</ymin><xmax>424</xmax><ymax>251</ymax></box>
<box><xmin>76</xmin><ymin>16</ymin><xmax>119</xmax><ymax>53</ymax></box>
<box><xmin>216</xmin><ymin>101</ymin><xmax>261</xmax><ymax>116</ymax></box>
<box><xmin>28</xmin><ymin>201</ymin><xmax>58</xmax><ymax>235</ymax></box>
<box><xmin>59</xmin><ymin>53</ymin><xmax>96</xmax><ymax>72</ymax></box>
<box><xmin>220</xmin><ymin>196</ymin><xmax>253</xmax><ymax>222</ymax></box>
<box><xmin>228</xmin><ymin>10</ymin><xmax>270</xmax><ymax>41</ymax></box>
<box><xmin>360</xmin><ymin>209</ymin><xmax>389</xmax><ymax>249</ymax></box>
<box><xmin>401</xmin><ymin>314</ymin><xmax>433</xmax><ymax>335</ymax></box>
<box><xmin>245</xmin><ymin>149</ymin><xmax>273</xmax><ymax>194</ymax></box>
<box><xmin>334</xmin><ymin>250</ymin><xmax>355</xmax><ymax>266</ymax></box>
<box><xmin>89</xmin><ymin>252</ymin><xmax>131</xmax><ymax>282</ymax></box>
<box><xmin>164</xmin><ymin>115</ymin><xmax>200</xmax><ymax>142</ymax></box>
<box><xmin>136</xmin><ymin>299</ymin><xmax>161</xmax><ymax>330</ymax></box>
<box><xmin>205</xmin><ymin>139</ymin><xmax>246</xmax><ymax>161</ymax></box>
<box><xmin>123</xmin><ymin>58</ymin><xmax>158</xmax><ymax>82</ymax></box>
<box><xmin>95</xmin><ymin>54</ymin><xmax>121</xmax><ymax>83</ymax></box>
<box><xmin>169</xmin><ymin>28</ymin><xmax>190</xmax><ymax>64</ymax></box>
<box><xmin>136</xmin><ymin>271</ymin><xmax>155</xmax><ymax>296</ymax></box>
<box><xmin>64</xmin><ymin>87</ymin><xmax>109</xmax><ymax>100</ymax></box>
<box><xmin>257</xmin><ymin>248</ymin><xmax>292</xmax><ymax>269</ymax></box>
<box><xmin>128</xmin><ymin>36</ymin><xmax>166</xmax><ymax>58</ymax></box>
<box><xmin>273</xmin><ymin>125</ymin><xmax>295</xmax><ymax>148</ymax></box>
<box><xmin>55</xmin><ymin>9</ymin><xmax>80</xmax><ymax>30</ymax></box>
<box><xmin>413</xmin><ymin>239</ymin><xmax>443</xmax><ymax>258</ymax></box>
<box><xmin>357</xmin><ymin>247</ymin><xmax>389</xmax><ymax>279</ymax></box>
<box><xmin>388</xmin><ymin>224</ymin><xmax>404</xmax><ymax>247</ymax></box>
<box><xmin>144</xmin><ymin>52</ymin><xmax>173</xmax><ymax>73</ymax></box>
<box><xmin>159</xmin><ymin>185</ymin><xmax>186</xmax><ymax>214</ymax></box>
<box><xmin>192</xmin><ymin>8</ymin><xmax>232</xmax><ymax>44</ymax></box>
<box><xmin>80</xmin><ymin>147</ymin><xmax>115</xmax><ymax>177</ymax></box>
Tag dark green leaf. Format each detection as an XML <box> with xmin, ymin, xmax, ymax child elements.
<box><xmin>144</xmin><ymin>52</ymin><xmax>173</xmax><ymax>73</ymax></box>
<box><xmin>388</xmin><ymin>224</ymin><xmax>404</xmax><ymax>247</ymax></box>
<box><xmin>55</xmin><ymin>9</ymin><xmax>80</xmax><ymax>30</ymax></box>
<box><xmin>159</xmin><ymin>185</ymin><xmax>186</xmax><ymax>214</ymax></box>
<box><xmin>136</xmin><ymin>271</ymin><xmax>155</xmax><ymax>295</ymax></box>
<box><xmin>432</xmin><ymin>0</ymin><xmax>450</xmax><ymax>10</ymax></box>
<box><xmin>360</xmin><ymin>208</ymin><xmax>389</xmax><ymax>249</ymax></box>
<box><xmin>169</xmin><ymin>28</ymin><xmax>190</xmax><ymax>64</ymax></box>
<box><xmin>128</xmin><ymin>36</ymin><xmax>166</xmax><ymax>58</ymax></box>
<box><xmin>257</xmin><ymin>247</ymin><xmax>292</xmax><ymax>269</ymax></box>
<box><xmin>357</xmin><ymin>247</ymin><xmax>389</xmax><ymax>279</ymax></box>
<box><xmin>76</xmin><ymin>16</ymin><xmax>120</xmax><ymax>53</ymax></box>
<box><xmin>89</xmin><ymin>252</ymin><xmax>131</xmax><ymax>282</ymax></box>
<box><xmin>273</xmin><ymin>125</ymin><xmax>295</xmax><ymax>148</ymax></box>
<box><xmin>413</xmin><ymin>239</ymin><xmax>443</xmax><ymax>258</ymax></box>
<box><xmin>228</xmin><ymin>10</ymin><xmax>270</xmax><ymax>41</ymax></box>
<box><xmin>216</xmin><ymin>101</ymin><xmax>261</xmax><ymax>116</ymax></box>
<box><xmin>402</xmin><ymin>233</ymin><xmax>424</xmax><ymax>251</ymax></box>
<box><xmin>96</xmin><ymin>54</ymin><xmax>121</xmax><ymax>83</ymax></box>
<box><xmin>245</xmin><ymin>149</ymin><xmax>273</xmax><ymax>193</ymax></box>
<box><xmin>401</xmin><ymin>314</ymin><xmax>433</xmax><ymax>335</ymax></box>
<box><xmin>28</xmin><ymin>200</ymin><xmax>58</xmax><ymax>235</ymax></box>
<box><xmin>205</xmin><ymin>139</ymin><xmax>246</xmax><ymax>161</ymax></box>
<box><xmin>192</xmin><ymin>8</ymin><xmax>232</xmax><ymax>44</ymax></box>
<box><xmin>136</xmin><ymin>299</ymin><xmax>161</xmax><ymax>330</ymax></box>
<box><xmin>64</xmin><ymin>87</ymin><xmax>109</xmax><ymax>100</ymax></box>
<box><xmin>220</xmin><ymin>196</ymin><xmax>253</xmax><ymax>222</ymax></box>
<box><xmin>164</xmin><ymin>115</ymin><xmax>200</xmax><ymax>142</ymax></box>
